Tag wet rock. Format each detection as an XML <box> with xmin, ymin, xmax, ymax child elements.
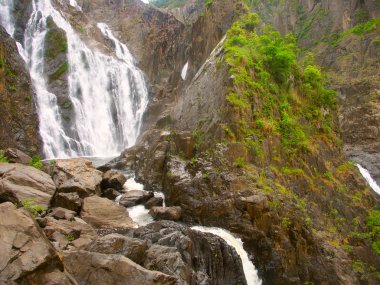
<box><xmin>86</xmin><ymin>233</ymin><xmax>148</xmax><ymax>264</ymax></box>
<box><xmin>145</xmin><ymin>196</ymin><xmax>164</xmax><ymax>209</ymax></box>
<box><xmin>102</xmin><ymin>188</ymin><xmax>121</xmax><ymax>200</ymax></box>
<box><xmin>0</xmin><ymin>163</ymin><xmax>55</xmax><ymax>208</ymax></box>
<box><xmin>134</xmin><ymin>221</ymin><xmax>247</xmax><ymax>285</ymax></box>
<box><xmin>3</xmin><ymin>148</ymin><xmax>32</xmax><ymax>164</ymax></box>
<box><xmin>63</xmin><ymin>250</ymin><xmax>178</xmax><ymax>285</ymax></box>
<box><xmin>0</xmin><ymin>202</ymin><xmax>73</xmax><ymax>284</ymax></box>
<box><xmin>52</xmin><ymin>192</ymin><xmax>82</xmax><ymax>213</ymax></box>
<box><xmin>148</xmin><ymin>206</ymin><xmax>182</xmax><ymax>221</ymax></box>
<box><xmin>81</xmin><ymin>195</ymin><xmax>136</xmax><ymax>230</ymax></box>
<box><xmin>101</xmin><ymin>169</ymin><xmax>127</xmax><ymax>190</ymax></box>
<box><xmin>119</xmin><ymin>190</ymin><xmax>154</xmax><ymax>208</ymax></box>
<box><xmin>53</xmin><ymin>158</ymin><xmax>103</xmax><ymax>198</ymax></box>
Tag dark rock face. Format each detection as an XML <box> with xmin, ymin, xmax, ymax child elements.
<box><xmin>145</xmin><ymin>196</ymin><xmax>164</xmax><ymax>208</ymax></box>
<box><xmin>0</xmin><ymin>26</ymin><xmax>41</xmax><ymax>155</ymax></box>
<box><xmin>133</xmin><ymin>221</ymin><xmax>247</xmax><ymax>285</ymax></box>
<box><xmin>101</xmin><ymin>169</ymin><xmax>127</xmax><ymax>190</ymax></box>
<box><xmin>52</xmin><ymin>192</ymin><xmax>83</xmax><ymax>213</ymax></box>
<box><xmin>0</xmin><ymin>202</ymin><xmax>74</xmax><ymax>284</ymax></box>
<box><xmin>119</xmin><ymin>190</ymin><xmax>154</xmax><ymax>208</ymax></box>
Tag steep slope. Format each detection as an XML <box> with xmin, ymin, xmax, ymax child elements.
<box><xmin>0</xmin><ymin>26</ymin><xmax>41</xmax><ymax>155</ymax></box>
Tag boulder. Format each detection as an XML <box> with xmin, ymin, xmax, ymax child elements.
<box><xmin>101</xmin><ymin>170</ymin><xmax>127</xmax><ymax>190</ymax></box>
<box><xmin>0</xmin><ymin>163</ymin><xmax>55</xmax><ymax>208</ymax></box>
<box><xmin>81</xmin><ymin>196</ymin><xmax>136</xmax><ymax>230</ymax></box>
<box><xmin>119</xmin><ymin>190</ymin><xmax>154</xmax><ymax>208</ymax></box>
<box><xmin>145</xmin><ymin>196</ymin><xmax>164</xmax><ymax>209</ymax></box>
<box><xmin>63</xmin><ymin>250</ymin><xmax>178</xmax><ymax>285</ymax></box>
<box><xmin>48</xmin><ymin>207</ymin><xmax>76</xmax><ymax>220</ymax></box>
<box><xmin>102</xmin><ymin>188</ymin><xmax>121</xmax><ymax>200</ymax></box>
<box><xmin>86</xmin><ymin>233</ymin><xmax>148</xmax><ymax>264</ymax></box>
<box><xmin>53</xmin><ymin>159</ymin><xmax>103</xmax><ymax>198</ymax></box>
<box><xmin>148</xmin><ymin>206</ymin><xmax>182</xmax><ymax>221</ymax></box>
<box><xmin>52</xmin><ymin>192</ymin><xmax>82</xmax><ymax>213</ymax></box>
<box><xmin>4</xmin><ymin>148</ymin><xmax>32</xmax><ymax>164</ymax></box>
<box><xmin>0</xmin><ymin>202</ymin><xmax>73</xmax><ymax>284</ymax></box>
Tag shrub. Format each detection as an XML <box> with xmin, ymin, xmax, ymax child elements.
<box><xmin>20</xmin><ymin>199</ymin><xmax>45</xmax><ymax>217</ymax></box>
<box><xmin>0</xmin><ymin>150</ymin><xmax>9</xmax><ymax>163</ymax></box>
<box><xmin>30</xmin><ymin>155</ymin><xmax>43</xmax><ymax>170</ymax></box>
<box><xmin>234</xmin><ymin>157</ymin><xmax>246</xmax><ymax>168</ymax></box>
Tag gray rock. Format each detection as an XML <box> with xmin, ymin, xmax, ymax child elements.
<box><xmin>63</xmin><ymin>250</ymin><xmax>178</xmax><ymax>285</ymax></box>
<box><xmin>145</xmin><ymin>196</ymin><xmax>164</xmax><ymax>209</ymax></box>
<box><xmin>86</xmin><ymin>233</ymin><xmax>148</xmax><ymax>264</ymax></box>
<box><xmin>119</xmin><ymin>190</ymin><xmax>154</xmax><ymax>208</ymax></box>
<box><xmin>0</xmin><ymin>163</ymin><xmax>55</xmax><ymax>208</ymax></box>
<box><xmin>4</xmin><ymin>148</ymin><xmax>32</xmax><ymax>164</ymax></box>
<box><xmin>101</xmin><ymin>170</ymin><xmax>127</xmax><ymax>190</ymax></box>
<box><xmin>81</xmin><ymin>196</ymin><xmax>136</xmax><ymax>230</ymax></box>
<box><xmin>49</xmin><ymin>207</ymin><xmax>77</xmax><ymax>220</ymax></box>
<box><xmin>102</xmin><ymin>188</ymin><xmax>121</xmax><ymax>200</ymax></box>
<box><xmin>148</xmin><ymin>206</ymin><xmax>182</xmax><ymax>221</ymax></box>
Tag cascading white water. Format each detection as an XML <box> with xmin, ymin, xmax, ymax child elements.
<box><xmin>357</xmin><ymin>164</ymin><xmax>380</xmax><ymax>195</ymax></box>
<box><xmin>0</xmin><ymin>0</ymin><xmax>148</xmax><ymax>159</ymax></box>
<box><xmin>191</xmin><ymin>226</ymin><xmax>262</xmax><ymax>285</ymax></box>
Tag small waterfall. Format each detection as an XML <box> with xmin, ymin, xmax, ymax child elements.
<box><xmin>181</xmin><ymin>61</ymin><xmax>188</xmax><ymax>80</ymax></box>
<box><xmin>191</xmin><ymin>226</ymin><xmax>262</xmax><ymax>285</ymax></box>
<box><xmin>0</xmin><ymin>0</ymin><xmax>148</xmax><ymax>159</ymax></box>
<box><xmin>357</xmin><ymin>164</ymin><xmax>380</xmax><ymax>195</ymax></box>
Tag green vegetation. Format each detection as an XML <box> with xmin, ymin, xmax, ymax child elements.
<box><xmin>29</xmin><ymin>155</ymin><xmax>43</xmax><ymax>170</ymax></box>
<box><xmin>65</xmin><ymin>233</ymin><xmax>75</xmax><ymax>241</ymax></box>
<box><xmin>48</xmin><ymin>62</ymin><xmax>68</xmax><ymax>82</ymax></box>
<box><xmin>20</xmin><ymin>199</ymin><xmax>45</xmax><ymax>217</ymax></box>
<box><xmin>367</xmin><ymin>210</ymin><xmax>380</xmax><ymax>255</ymax></box>
<box><xmin>45</xmin><ymin>19</ymin><xmax>68</xmax><ymax>59</ymax></box>
<box><xmin>0</xmin><ymin>150</ymin><xmax>9</xmax><ymax>163</ymax></box>
<box><xmin>150</xmin><ymin>0</ymin><xmax>187</xmax><ymax>8</ymax></box>
<box><xmin>234</xmin><ymin>157</ymin><xmax>246</xmax><ymax>168</ymax></box>
<box><xmin>223</xmin><ymin>13</ymin><xmax>337</xmax><ymax>155</ymax></box>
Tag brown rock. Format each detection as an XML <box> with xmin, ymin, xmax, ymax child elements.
<box><xmin>63</xmin><ymin>250</ymin><xmax>178</xmax><ymax>285</ymax></box>
<box><xmin>44</xmin><ymin>216</ymin><xmax>97</xmax><ymax>241</ymax></box>
<box><xmin>4</xmin><ymin>148</ymin><xmax>32</xmax><ymax>164</ymax></box>
<box><xmin>102</xmin><ymin>188</ymin><xmax>121</xmax><ymax>200</ymax></box>
<box><xmin>148</xmin><ymin>206</ymin><xmax>182</xmax><ymax>221</ymax></box>
<box><xmin>145</xmin><ymin>196</ymin><xmax>164</xmax><ymax>209</ymax></box>
<box><xmin>52</xmin><ymin>192</ymin><xmax>82</xmax><ymax>212</ymax></box>
<box><xmin>101</xmin><ymin>170</ymin><xmax>127</xmax><ymax>190</ymax></box>
<box><xmin>0</xmin><ymin>163</ymin><xmax>55</xmax><ymax>208</ymax></box>
<box><xmin>53</xmin><ymin>158</ymin><xmax>103</xmax><ymax>198</ymax></box>
<box><xmin>119</xmin><ymin>190</ymin><xmax>154</xmax><ymax>208</ymax></box>
<box><xmin>49</xmin><ymin>207</ymin><xmax>76</xmax><ymax>220</ymax></box>
<box><xmin>81</xmin><ymin>195</ymin><xmax>136</xmax><ymax>230</ymax></box>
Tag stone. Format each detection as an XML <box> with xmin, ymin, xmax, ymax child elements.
<box><xmin>4</xmin><ymin>148</ymin><xmax>32</xmax><ymax>164</ymax></box>
<box><xmin>148</xmin><ymin>206</ymin><xmax>182</xmax><ymax>221</ymax></box>
<box><xmin>52</xmin><ymin>192</ymin><xmax>82</xmax><ymax>213</ymax></box>
<box><xmin>86</xmin><ymin>233</ymin><xmax>148</xmax><ymax>264</ymax></box>
<box><xmin>101</xmin><ymin>170</ymin><xmax>127</xmax><ymax>190</ymax></box>
<box><xmin>53</xmin><ymin>158</ymin><xmax>103</xmax><ymax>198</ymax></box>
<box><xmin>119</xmin><ymin>190</ymin><xmax>154</xmax><ymax>208</ymax></box>
<box><xmin>0</xmin><ymin>163</ymin><xmax>56</xmax><ymax>208</ymax></box>
<box><xmin>63</xmin><ymin>250</ymin><xmax>178</xmax><ymax>285</ymax></box>
<box><xmin>49</xmin><ymin>231</ymin><xmax>70</xmax><ymax>250</ymax></box>
<box><xmin>49</xmin><ymin>207</ymin><xmax>76</xmax><ymax>220</ymax></box>
<box><xmin>81</xmin><ymin>195</ymin><xmax>136</xmax><ymax>230</ymax></box>
<box><xmin>145</xmin><ymin>196</ymin><xmax>164</xmax><ymax>209</ymax></box>
<box><xmin>0</xmin><ymin>202</ymin><xmax>73</xmax><ymax>284</ymax></box>
<box><xmin>102</xmin><ymin>188</ymin><xmax>121</xmax><ymax>200</ymax></box>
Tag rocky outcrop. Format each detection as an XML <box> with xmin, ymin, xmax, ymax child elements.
<box><xmin>80</xmin><ymin>195</ymin><xmax>136</xmax><ymax>230</ymax></box>
<box><xmin>0</xmin><ymin>202</ymin><xmax>74</xmax><ymax>284</ymax></box>
<box><xmin>100</xmin><ymin>169</ymin><xmax>127</xmax><ymax>190</ymax></box>
<box><xmin>3</xmin><ymin>148</ymin><xmax>32</xmax><ymax>164</ymax></box>
<box><xmin>62</xmin><ymin>250</ymin><xmax>177</xmax><ymax>285</ymax></box>
<box><xmin>0</xmin><ymin>26</ymin><xmax>41</xmax><ymax>155</ymax></box>
<box><xmin>148</xmin><ymin>206</ymin><xmax>182</xmax><ymax>221</ymax></box>
<box><xmin>53</xmin><ymin>159</ymin><xmax>103</xmax><ymax>198</ymax></box>
<box><xmin>119</xmin><ymin>190</ymin><xmax>154</xmax><ymax>208</ymax></box>
<box><xmin>133</xmin><ymin>221</ymin><xmax>247</xmax><ymax>285</ymax></box>
<box><xmin>0</xmin><ymin>163</ymin><xmax>56</xmax><ymax>208</ymax></box>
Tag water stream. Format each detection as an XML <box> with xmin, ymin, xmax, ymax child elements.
<box><xmin>357</xmin><ymin>164</ymin><xmax>380</xmax><ymax>195</ymax></box>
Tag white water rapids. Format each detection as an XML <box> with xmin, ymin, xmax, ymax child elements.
<box><xmin>0</xmin><ymin>0</ymin><xmax>148</xmax><ymax>159</ymax></box>
<box><xmin>357</xmin><ymin>164</ymin><xmax>380</xmax><ymax>195</ymax></box>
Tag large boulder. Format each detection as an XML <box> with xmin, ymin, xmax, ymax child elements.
<box><xmin>0</xmin><ymin>202</ymin><xmax>74</xmax><ymax>284</ymax></box>
<box><xmin>53</xmin><ymin>159</ymin><xmax>103</xmax><ymax>198</ymax></box>
<box><xmin>119</xmin><ymin>190</ymin><xmax>154</xmax><ymax>208</ymax></box>
<box><xmin>133</xmin><ymin>221</ymin><xmax>247</xmax><ymax>285</ymax></box>
<box><xmin>145</xmin><ymin>196</ymin><xmax>164</xmax><ymax>209</ymax></box>
<box><xmin>86</xmin><ymin>233</ymin><xmax>148</xmax><ymax>264</ymax></box>
<box><xmin>148</xmin><ymin>206</ymin><xmax>182</xmax><ymax>221</ymax></box>
<box><xmin>0</xmin><ymin>163</ymin><xmax>56</xmax><ymax>208</ymax></box>
<box><xmin>52</xmin><ymin>192</ymin><xmax>82</xmax><ymax>213</ymax></box>
<box><xmin>100</xmin><ymin>169</ymin><xmax>127</xmax><ymax>190</ymax></box>
<box><xmin>3</xmin><ymin>148</ymin><xmax>32</xmax><ymax>164</ymax></box>
<box><xmin>81</xmin><ymin>195</ymin><xmax>136</xmax><ymax>230</ymax></box>
<box><xmin>63</xmin><ymin>250</ymin><xmax>178</xmax><ymax>285</ymax></box>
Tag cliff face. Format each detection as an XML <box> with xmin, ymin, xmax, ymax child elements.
<box><xmin>0</xmin><ymin>26</ymin><xmax>41</xmax><ymax>155</ymax></box>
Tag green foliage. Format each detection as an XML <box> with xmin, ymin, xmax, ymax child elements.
<box><xmin>0</xmin><ymin>150</ymin><xmax>9</xmax><ymax>163</ymax></box>
<box><xmin>150</xmin><ymin>0</ymin><xmax>187</xmax><ymax>8</ymax></box>
<box><xmin>44</xmin><ymin>25</ymin><xmax>68</xmax><ymax>59</ymax></box>
<box><xmin>350</xmin><ymin>18</ymin><xmax>380</xmax><ymax>36</ymax></box>
<box><xmin>367</xmin><ymin>210</ymin><xmax>380</xmax><ymax>255</ymax></box>
<box><xmin>48</xmin><ymin>62</ymin><xmax>68</xmax><ymax>82</ymax></box>
<box><xmin>223</xmin><ymin>13</ymin><xmax>337</xmax><ymax>155</ymax></box>
<box><xmin>24</xmin><ymin>96</ymin><xmax>31</xmax><ymax>102</ymax></box>
<box><xmin>29</xmin><ymin>155</ymin><xmax>43</xmax><ymax>170</ymax></box>
<box><xmin>193</xmin><ymin>129</ymin><xmax>203</xmax><ymax>148</ymax></box>
<box><xmin>20</xmin><ymin>199</ymin><xmax>45</xmax><ymax>217</ymax></box>
<box><xmin>234</xmin><ymin>157</ymin><xmax>246</xmax><ymax>168</ymax></box>
<box><xmin>205</xmin><ymin>0</ymin><xmax>213</xmax><ymax>8</ymax></box>
<box><xmin>65</xmin><ymin>233</ymin><xmax>75</xmax><ymax>241</ymax></box>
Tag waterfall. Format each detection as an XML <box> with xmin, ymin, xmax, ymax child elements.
<box><xmin>357</xmin><ymin>164</ymin><xmax>380</xmax><ymax>195</ymax></box>
<box><xmin>0</xmin><ymin>0</ymin><xmax>148</xmax><ymax>159</ymax></box>
<box><xmin>191</xmin><ymin>226</ymin><xmax>262</xmax><ymax>285</ymax></box>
